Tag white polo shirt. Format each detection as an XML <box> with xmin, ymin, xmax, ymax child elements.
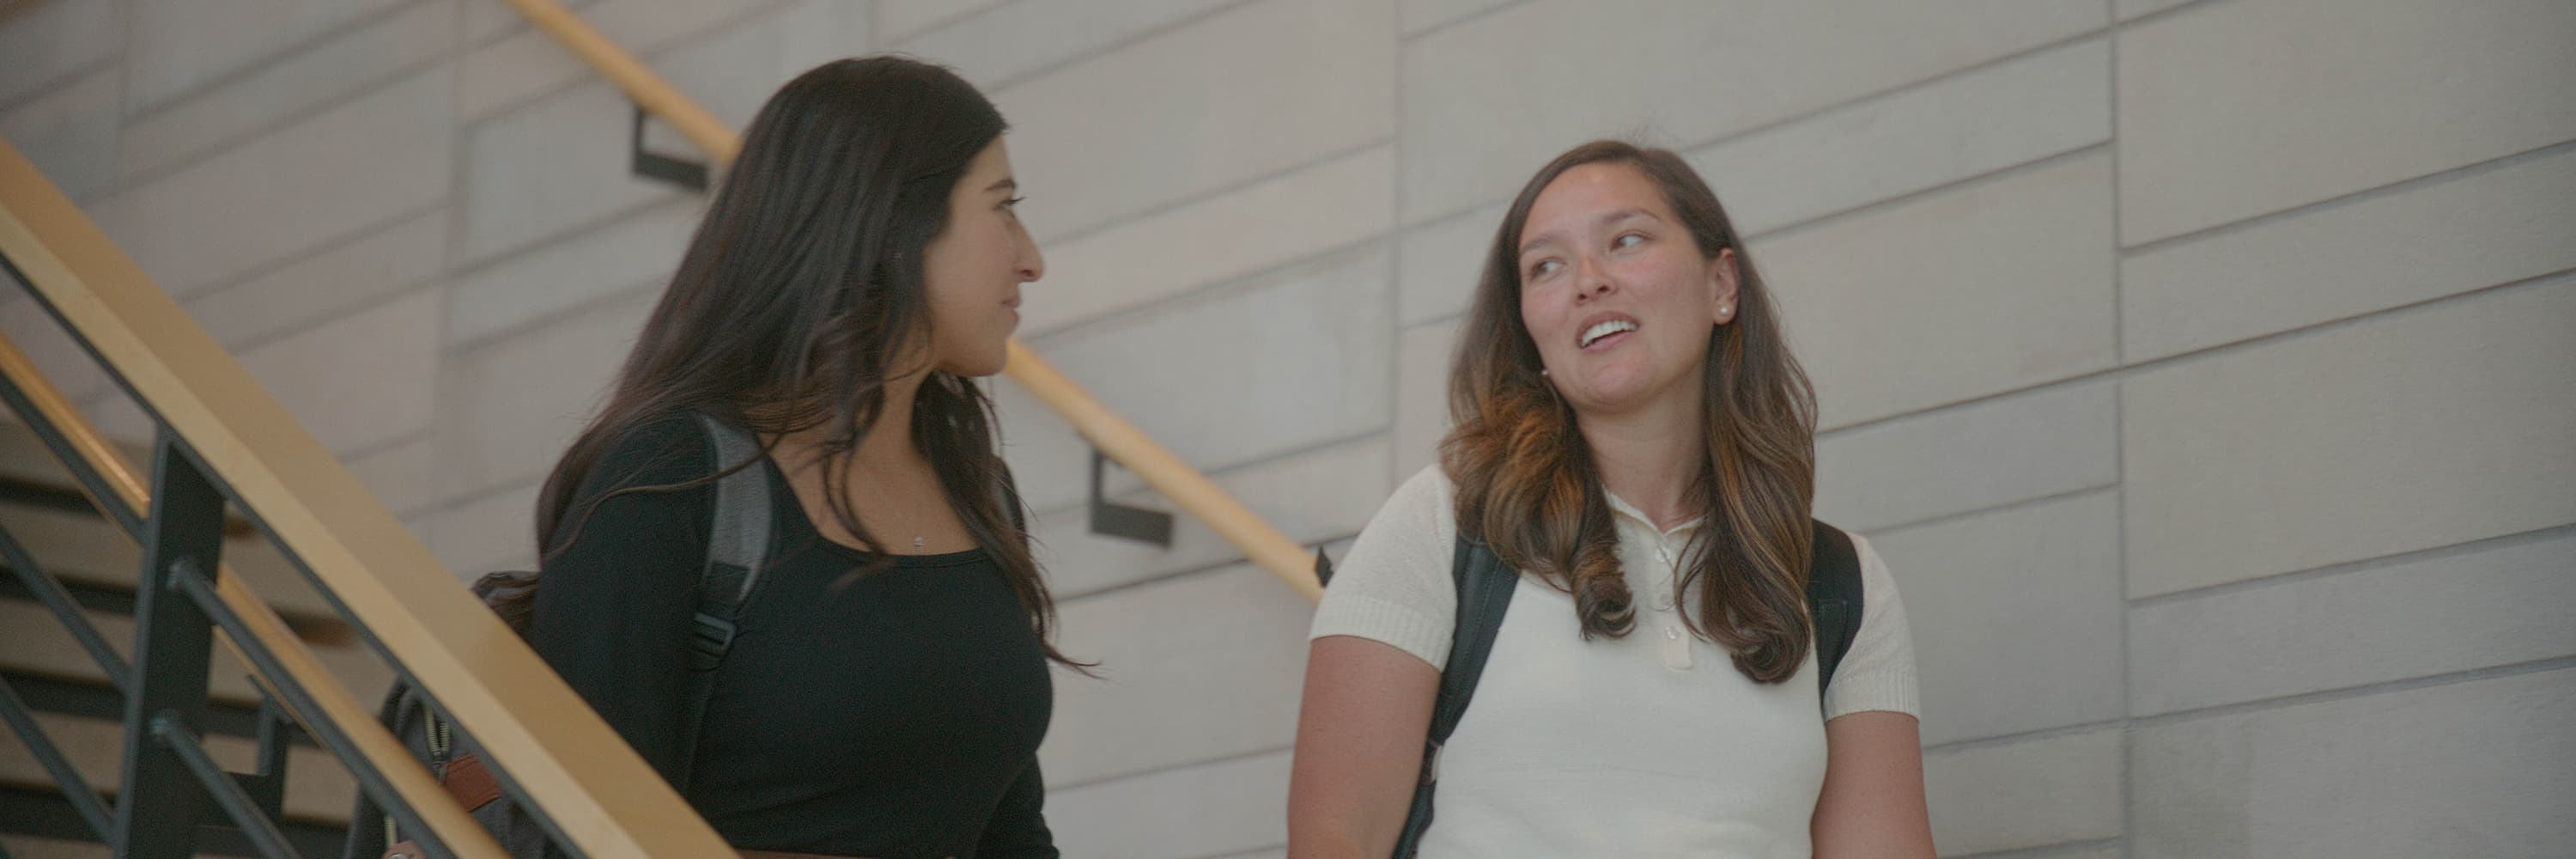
<box><xmin>1309</xmin><ymin>466</ymin><xmax>1919</xmax><ymax>858</ymax></box>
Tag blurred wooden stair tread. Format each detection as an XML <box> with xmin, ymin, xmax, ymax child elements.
<box><xmin>0</xmin><ymin>833</ymin><xmax>113</xmax><ymax>859</ymax></box>
<box><xmin>0</xmin><ymin>422</ymin><xmax>258</xmax><ymax>537</ymax></box>
<box><xmin>0</xmin><ymin>810</ymin><xmax>348</xmax><ymax>859</ymax></box>
<box><xmin>0</xmin><ymin>503</ymin><xmax>356</xmax><ymax>643</ymax></box>
<box><xmin>0</xmin><ymin>709</ymin><xmax>360</xmax><ymax>824</ymax></box>
<box><xmin>1</xmin><ymin>667</ymin><xmax>326</xmax><ymax>745</ymax></box>
<box><xmin>1</xmin><ymin>422</ymin><xmax>356</xmax><ymax>636</ymax></box>
<box><xmin>0</xmin><ymin>600</ymin><xmax>395</xmax><ymax>715</ymax></box>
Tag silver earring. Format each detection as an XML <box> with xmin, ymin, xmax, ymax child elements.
<box><xmin>1539</xmin><ymin>369</ymin><xmax>1550</xmax><ymax>376</ymax></box>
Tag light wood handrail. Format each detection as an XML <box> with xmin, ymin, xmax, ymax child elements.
<box><xmin>0</xmin><ymin>138</ymin><xmax>731</xmax><ymax>856</ymax></box>
<box><xmin>1003</xmin><ymin>342</ymin><xmax>1324</xmax><ymax>600</ymax></box>
<box><xmin>499</xmin><ymin>0</ymin><xmax>1325</xmax><ymax>602</ymax></box>
<box><xmin>501</xmin><ymin>0</ymin><xmax>736</xmax><ymax>162</ymax></box>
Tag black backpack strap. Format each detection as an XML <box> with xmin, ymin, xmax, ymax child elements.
<box><xmin>1383</xmin><ymin>523</ymin><xmax>1858</xmax><ymax>855</ymax></box>
<box><xmin>672</xmin><ymin>413</ymin><xmax>775</xmax><ymax>791</ymax></box>
<box><xmin>1807</xmin><ymin>521</ymin><xmax>1864</xmax><ymax>701</ymax></box>
<box><xmin>1392</xmin><ymin>536</ymin><xmax>1517</xmax><ymax>857</ymax></box>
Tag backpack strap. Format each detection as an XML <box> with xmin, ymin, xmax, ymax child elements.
<box><xmin>1807</xmin><ymin>520</ymin><xmax>1864</xmax><ymax>698</ymax></box>
<box><xmin>352</xmin><ymin>415</ymin><xmax>783</xmax><ymax>856</ymax></box>
<box><xmin>688</xmin><ymin>412</ymin><xmax>773</xmax><ymax>666</ymax></box>
<box><xmin>1387</xmin><ymin>521</ymin><xmax>1867</xmax><ymax>855</ymax></box>
<box><xmin>1391</xmin><ymin>536</ymin><xmax>1516</xmax><ymax>857</ymax></box>
<box><xmin>671</xmin><ymin>413</ymin><xmax>775</xmax><ymax>792</ymax></box>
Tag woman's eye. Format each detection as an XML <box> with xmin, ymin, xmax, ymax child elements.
<box><xmin>1613</xmin><ymin>233</ymin><xmax>1644</xmax><ymax>250</ymax></box>
<box><xmin>1528</xmin><ymin>259</ymin><xmax>1563</xmax><ymax>278</ymax></box>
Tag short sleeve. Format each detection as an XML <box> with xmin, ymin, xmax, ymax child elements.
<box><xmin>1822</xmin><ymin>533</ymin><xmax>1921</xmax><ymax>720</ymax></box>
<box><xmin>1307</xmin><ymin>466</ymin><xmax>1459</xmax><ymax>670</ymax></box>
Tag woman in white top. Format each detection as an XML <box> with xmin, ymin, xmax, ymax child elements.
<box><xmin>1288</xmin><ymin>141</ymin><xmax>1935</xmax><ymax>858</ymax></box>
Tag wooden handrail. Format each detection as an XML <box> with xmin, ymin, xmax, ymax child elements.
<box><xmin>0</xmin><ymin>138</ymin><xmax>731</xmax><ymax>856</ymax></box>
<box><xmin>500</xmin><ymin>0</ymin><xmax>737</xmax><ymax>162</ymax></box>
<box><xmin>499</xmin><ymin>0</ymin><xmax>1325</xmax><ymax>602</ymax></box>
<box><xmin>1003</xmin><ymin>342</ymin><xmax>1324</xmax><ymax>600</ymax></box>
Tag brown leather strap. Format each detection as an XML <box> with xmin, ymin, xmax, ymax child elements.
<box><xmin>440</xmin><ymin>752</ymin><xmax>505</xmax><ymax>811</ymax></box>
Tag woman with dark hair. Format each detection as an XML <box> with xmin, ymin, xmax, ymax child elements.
<box><xmin>526</xmin><ymin>57</ymin><xmax>1066</xmax><ymax>858</ymax></box>
<box><xmin>1287</xmin><ymin>141</ymin><xmax>1934</xmax><ymax>857</ymax></box>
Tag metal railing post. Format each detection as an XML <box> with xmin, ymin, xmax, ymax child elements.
<box><xmin>113</xmin><ymin>431</ymin><xmax>229</xmax><ymax>858</ymax></box>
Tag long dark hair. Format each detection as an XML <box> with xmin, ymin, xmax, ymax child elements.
<box><xmin>1441</xmin><ymin>141</ymin><xmax>1820</xmax><ymax>683</ymax></box>
<box><xmin>533</xmin><ymin>57</ymin><xmax>1077</xmax><ymax>665</ymax></box>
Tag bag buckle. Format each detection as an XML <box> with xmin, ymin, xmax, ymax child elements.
<box><xmin>691</xmin><ymin>612</ymin><xmax>737</xmax><ymax>663</ymax></box>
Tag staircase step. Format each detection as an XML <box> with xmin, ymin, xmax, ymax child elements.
<box><xmin>0</xmin><ymin>423</ymin><xmax>261</xmax><ymax>535</ymax></box>
<box><xmin>0</xmin><ymin>783</ymin><xmax>349</xmax><ymax>856</ymax></box>
<box><xmin>0</xmin><ymin>709</ymin><xmax>357</xmax><ymax>826</ymax></box>
<box><xmin>0</xmin><ymin>600</ymin><xmax>393</xmax><ymax>719</ymax></box>
<box><xmin>0</xmin><ymin>503</ymin><xmax>352</xmax><ymax>637</ymax></box>
<box><xmin>0</xmin><ymin>422</ymin><xmax>93</xmax><ymax>487</ymax></box>
<box><xmin>0</xmin><ymin>833</ymin><xmax>112</xmax><ymax>859</ymax></box>
<box><xmin>3</xmin><ymin>670</ymin><xmax>313</xmax><ymax>745</ymax></box>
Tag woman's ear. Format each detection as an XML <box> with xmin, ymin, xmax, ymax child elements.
<box><xmin>1710</xmin><ymin>247</ymin><xmax>1741</xmax><ymax>324</ymax></box>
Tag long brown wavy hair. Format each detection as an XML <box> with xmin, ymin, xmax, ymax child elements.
<box><xmin>532</xmin><ymin>57</ymin><xmax>1078</xmax><ymax>666</ymax></box>
<box><xmin>1441</xmin><ymin>140</ymin><xmax>1820</xmax><ymax>683</ymax></box>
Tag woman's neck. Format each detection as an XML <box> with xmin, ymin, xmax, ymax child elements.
<box><xmin>770</xmin><ymin>369</ymin><xmax>927</xmax><ymax>471</ymax></box>
<box><xmin>852</xmin><ymin>370</ymin><xmax>924</xmax><ymax>466</ymax></box>
<box><xmin>1576</xmin><ymin>392</ymin><xmax>1705</xmax><ymax>531</ymax></box>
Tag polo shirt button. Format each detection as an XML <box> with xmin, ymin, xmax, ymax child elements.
<box><xmin>1655</xmin><ymin>593</ymin><xmax>1675</xmax><ymax>611</ymax></box>
<box><xmin>1663</xmin><ymin>625</ymin><xmax>1681</xmax><ymax>640</ymax></box>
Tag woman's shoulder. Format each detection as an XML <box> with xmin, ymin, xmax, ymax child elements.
<box><xmin>582</xmin><ymin>411</ymin><xmax>726</xmax><ymax>495</ymax></box>
<box><xmin>1336</xmin><ymin>464</ymin><xmax>1463</xmax><ymax>588</ymax></box>
<box><xmin>1820</xmin><ymin>529</ymin><xmax>1921</xmax><ymax>718</ymax></box>
<box><xmin>1842</xmin><ymin>532</ymin><xmax>1896</xmax><ymax>587</ymax></box>
<box><xmin>1384</xmin><ymin>463</ymin><xmax>1455</xmax><ymax>522</ymax></box>
<box><xmin>1311</xmin><ymin>464</ymin><xmax>1465</xmax><ymax>667</ymax></box>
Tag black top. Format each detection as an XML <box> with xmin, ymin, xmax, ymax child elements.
<box><xmin>531</xmin><ymin>415</ymin><xmax>1057</xmax><ymax>858</ymax></box>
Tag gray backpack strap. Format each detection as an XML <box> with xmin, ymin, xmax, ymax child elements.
<box><xmin>673</xmin><ymin>412</ymin><xmax>775</xmax><ymax>792</ymax></box>
<box><xmin>347</xmin><ymin>415</ymin><xmax>776</xmax><ymax>858</ymax></box>
<box><xmin>687</xmin><ymin>412</ymin><xmax>773</xmax><ymax>663</ymax></box>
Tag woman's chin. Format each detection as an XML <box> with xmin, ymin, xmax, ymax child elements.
<box><xmin>930</xmin><ymin>350</ymin><xmax>1007</xmax><ymax>379</ymax></box>
<box><xmin>1565</xmin><ymin>384</ymin><xmax>1655</xmax><ymax>417</ymax></box>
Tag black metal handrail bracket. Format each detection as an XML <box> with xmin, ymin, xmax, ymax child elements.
<box><xmin>1090</xmin><ymin>448</ymin><xmax>1176</xmax><ymax>547</ymax></box>
<box><xmin>632</xmin><ymin>102</ymin><xmax>709</xmax><ymax>192</ymax></box>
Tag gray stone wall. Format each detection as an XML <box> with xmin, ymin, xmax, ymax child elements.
<box><xmin>2</xmin><ymin>1</ymin><xmax>2569</xmax><ymax>856</ymax></box>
